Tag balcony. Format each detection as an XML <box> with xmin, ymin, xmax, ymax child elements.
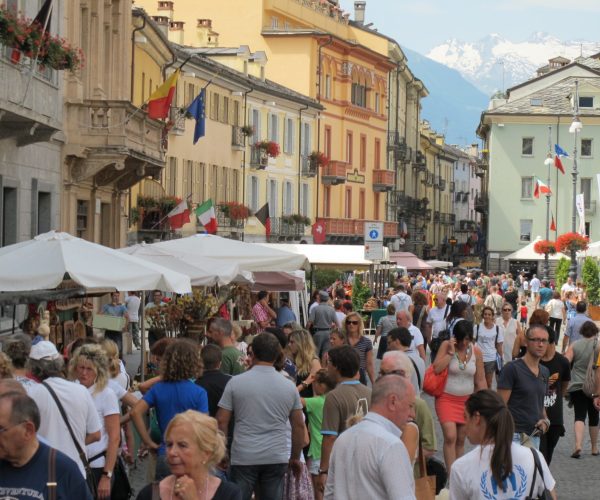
<box><xmin>301</xmin><ymin>155</ymin><xmax>317</xmax><ymax>177</ymax></box>
<box><xmin>474</xmin><ymin>194</ymin><xmax>488</xmax><ymax>214</ymax></box>
<box><xmin>216</xmin><ymin>206</ymin><xmax>245</xmax><ymax>230</ymax></box>
<box><xmin>320</xmin><ymin>218</ymin><xmax>399</xmax><ymax>242</ymax></box>
<box><xmin>64</xmin><ymin>100</ymin><xmax>165</xmax><ymax>190</ymax></box>
<box><xmin>269</xmin><ymin>217</ymin><xmax>307</xmax><ymax>240</ymax></box>
<box><xmin>585</xmin><ymin>201</ymin><xmax>596</xmax><ymax>215</ymax></box>
<box><xmin>231</xmin><ymin>126</ymin><xmax>245</xmax><ymax>150</ymax></box>
<box><xmin>456</xmin><ymin>219</ymin><xmax>477</xmax><ymax>232</ymax></box>
<box><xmin>250</xmin><ymin>145</ymin><xmax>268</xmax><ymax>169</ymax></box>
<box><xmin>321</xmin><ymin>161</ymin><xmax>347</xmax><ymax>185</ymax></box>
<box><xmin>372</xmin><ymin>169</ymin><xmax>395</xmax><ymax>192</ymax></box>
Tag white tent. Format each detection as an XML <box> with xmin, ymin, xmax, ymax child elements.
<box><xmin>504</xmin><ymin>236</ymin><xmax>569</xmax><ymax>261</ymax></box>
<box><xmin>150</xmin><ymin>234</ymin><xmax>309</xmax><ymax>272</ymax></box>
<box><xmin>0</xmin><ymin>231</ymin><xmax>191</xmax><ymax>293</ymax></box>
<box><xmin>255</xmin><ymin>243</ymin><xmax>383</xmax><ymax>269</ymax></box>
<box><xmin>425</xmin><ymin>260</ymin><xmax>453</xmax><ymax>269</ymax></box>
<box><xmin>578</xmin><ymin>240</ymin><xmax>600</xmax><ymax>259</ymax></box>
<box><xmin>119</xmin><ymin>243</ymin><xmax>252</xmax><ymax>286</ymax></box>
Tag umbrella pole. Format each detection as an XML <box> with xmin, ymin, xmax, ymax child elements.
<box><xmin>140</xmin><ymin>293</ymin><xmax>146</xmax><ymax>382</ymax></box>
<box><xmin>12</xmin><ymin>305</ymin><xmax>16</xmax><ymax>334</ymax></box>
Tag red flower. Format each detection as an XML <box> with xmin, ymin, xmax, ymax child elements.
<box><xmin>556</xmin><ymin>232</ymin><xmax>589</xmax><ymax>253</ymax></box>
<box><xmin>533</xmin><ymin>240</ymin><xmax>557</xmax><ymax>255</ymax></box>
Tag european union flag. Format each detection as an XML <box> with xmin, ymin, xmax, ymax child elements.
<box><xmin>187</xmin><ymin>88</ymin><xmax>206</xmax><ymax>144</ymax></box>
<box><xmin>555</xmin><ymin>144</ymin><xmax>569</xmax><ymax>157</ymax></box>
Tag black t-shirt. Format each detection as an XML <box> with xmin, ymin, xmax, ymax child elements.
<box><xmin>498</xmin><ymin>358</ymin><xmax>550</xmax><ymax>434</ymax></box>
<box><xmin>137</xmin><ymin>479</ymin><xmax>242</xmax><ymax>500</ymax></box>
<box><xmin>504</xmin><ymin>291</ymin><xmax>519</xmax><ymax>309</ymax></box>
<box><xmin>196</xmin><ymin>370</ymin><xmax>232</xmax><ymax>417</ymax></box>
<box><xmin>0</xmin><ymin>442</ymin><xmax>92</xmax><ymax>500</ymax></box>
<box><xmin>540</xmin><ymin>352</ymin><xmax>571</xmax><ymax>426</ymax></box>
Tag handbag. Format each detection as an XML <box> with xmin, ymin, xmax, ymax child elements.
<box><xmin>582</xmin><ymin>336</ymin><xmax>598</xmax><ymax>397</ymax></box>
<box><xmin>111</xmin><ymin>455</ymin><xmax>133</xmax><ymax>500</ymax></box>
<box><xmin>41</xmin><ymin>381</ymin><xmax>98</xmax><ymax>499</ymax></box>
<box><xmin>526</xmin><ymin>448</ymin><xmax>553</xmax><ymax>500</ymax></box>
<box><xmin>423</xmin><ymin>365</ymin><xmax>448</xmax><ymax>397</ymax></box>
<box><xmin>283</xmin><ymin>463</ymin><xmax>314</xmax><ymax>500</ymax></box>
<box><xmin>415</xmin><ymin>440</ymin><xmax>436</xmax><ymax>500</ymax></box>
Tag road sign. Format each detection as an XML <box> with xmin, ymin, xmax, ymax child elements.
<box><xmin>364</xmin><ymin>222</ymin><xmax>384</xmax><ymax>260</ymax></box>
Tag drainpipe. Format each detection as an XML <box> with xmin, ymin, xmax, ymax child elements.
<box><xmin>131</xmin><ymin>15</ymin><xmax>146</xmax><ymax>102</ymax></box>
<box><xmin>298</xmin><ymin>104</ymin><xmax>309</xmax><ymax>215</ymax></box>
<box><xmin>241</xmin><ymin>87</ymin><xmax>253</xmax><ymax>241</ymax></box>
<box><xmin>316</xmin><ymin>35</ymin><xmax>333</xmax><ymax>219</ymax></box>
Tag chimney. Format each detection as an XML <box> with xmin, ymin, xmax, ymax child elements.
<box><xmin>354</xmin><ymin>1</ymin><xmax>366</xmax><ymax>25</ymax></box>
<box><xmin>152</xmin><ymin>16</ymin><xmax>169</xmax><ymax>37</ymax></box>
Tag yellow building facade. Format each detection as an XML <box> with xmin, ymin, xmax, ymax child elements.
<box><xmin>129</xmin><ymin>40</ymin><xmax>320</xmax><ymax>243</ymax></box>
<box><xmin>135</xmin><ymin>0</ymin><xmax>401</xmax><ymax>245</ymax></box>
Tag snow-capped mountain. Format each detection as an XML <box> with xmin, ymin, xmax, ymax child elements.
<box><xmin>427</xmin><ymin>33</ymin><xmax>600</xmax><ymax>95</ymax></box>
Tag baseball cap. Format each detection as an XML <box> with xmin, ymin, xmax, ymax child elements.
<box><xmin>319</xmin><ymin>290</ymin><xmax>330</xmax><ymax>301</ymax></box>
<box><xmin>29</xmin><ymin>341</ymin><xmax>60</xmax><ymax>360</ymax></box>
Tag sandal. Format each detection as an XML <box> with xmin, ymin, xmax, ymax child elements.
<box><xmin>571</xmin><ymin>449</ymin><xmax>582</xmax><ymax>458</ymax></box>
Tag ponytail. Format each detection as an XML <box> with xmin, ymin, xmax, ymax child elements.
<box><xmin>465</xmin><ymin>390</ymin><xmax>514</xmax><ymax>485</ymax></box>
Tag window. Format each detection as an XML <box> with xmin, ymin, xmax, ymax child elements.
<box><xmin>100</xmin><ymin>203</ymin><xmax>111</xmax><ymax>247</ymax></box>
<box><xmin>268</xmin><ymin>179</ymin><xmax>278</xmax><ymax>214</ymax></box>
<box><xmin>37</xmin><ymin>191</ymin><xmax>51</xmax><ymax>235</ymax></box>
<box><xmin>269</xmin><ymin>113</ymin><xmax>278</xmax><ymax>143</ymax></box>
<box><xmin>221</xmin><ymin>96</ymin><xmax>229</xmax><ymax>124</ymax></box>
<box><xmin>375</xmin><ymin>92</ymin><xmax>380</xmax><ymax>114</ymax></box>
<box><xmin>301</xmin><ymin>183</ymin><xmax>309</xmax><ymax>216</ymax></box>
<box><xmin>530</xmin><ymin>98</ymin><xmax>542</xmax><ymax>106</ymax></box>
<box><xmin>585</xmin><ymin>222</ymin><xmax>591</xmax><ymax>238</ymax></box>
<box><xmin>324</xmin><ymin>127</ymin><xmax>331</xmax><ymax>158</ymax></box>
<box><xmin>220</xmin><ymin>167</ymin><xmax>228</xmax><ymax>202</ymax></box>
<box><xmin>283</xmin><ymin>181</ymin><xmax>293</xmax><ymax>215</ymax></box>
<box><xmin>184</xmin><ymin>160</ymin><xmax>193</xmax><ymax>198</ymax></box>
<box><xmin>521</xmin><ymin>176</ymin><xmax>533</xmax><ymax>199</ymax></box>
<box><xmin>284</xmin><ymin>117</ymin><xmax>294</xmax><ymax>154</ymax></box>
<box><xmin>325</xmin><ymin>75</ymin><xmax>331</xmax><ymax>100</ymax></box>
<box><xmin>522</xmin><ymin>137</ymin><xmax>533</xmax><ymax>155</ymax></box>
<box><xmin>76</xmin><ymin>200</ymin><xmax>88</xmax><ymax>240</ymax></box>
<box><xmin>351</xmin><ymin>77</ymin><xmax>367</xmax><ymax>108</ymax></box>
<box><xmin>345</xmin><ymin>188</ymin><xmax>352</xmax><ymax>218</ymax></box>
<box><xmin>579</xmin><ymin>96</ymin><xmax>594</xmax><ymax>108</ymax></box>
<box><xmin>210</xmin><ymin>92</ymin><xmax>219</xmax><ymax>121</ymax></box>
<box><xmin>360</xmin><ymin>135</ymin><xmax>367</xmax><ymax>170</ymax></box>
<box><xmin>359</xmin><ymin>189</ymin><xmax>365</xmax><ymax>219</ymax></box>
<box><xmin>211</xmin><ymin>165</ymin><xmax>218</xmax><ymax>202</ymax></box>
<box><xmin>581</xmin><ymin>178</ymin><xmax>592</xmax><ymax>209</ymax></box>
<box><xmin>249</xmin><ymin>176</ymin><xmax>259</xmax><ymax>212</ymax></box>
<box><xmin>233</xmin><ymin>100</ymin><xmax>240</xmax><ymax>126</ymax></box>
<box><xmin>251</xmin><ymin>108</ymin><xmax>261</xmax><ymax>142</ymax></box>
<box><xmin>520</xmin><ymin>219</ymin><xmax>533</xmax><ymax>242</ymax></box>
<box><xmin>581</xmin><ymin>139</ymin><xmax>593</xmax><ymax>157</ymax></box>
<box><xmin>271</xmin><ymin>16</ymin><xmax>278</xmax><ymax>28</ymax></box>
<box><xmin>374</xmin><ymin>192</ymin><xmax>380</xmax><ymax>220</ymax></box>
<box><xmin>324</xmin><ymin>186</ymin><xmax>331</xmax><ymax>217</ymax></box>
<box><xmin>302</xmin><ymin>123</ymin><xmax>311</xmax><ymax>156</ymax></box>
<box><xmin>167</xmin><ymin>157</ymin><xmax>177</xmax><ymax>196</ymax></box>
<box><xmin>374</xmin><ymin>139</ymin><xmax>381</xmax><ymax>169</ymax></box>
<box><xmin>191</xmin><ymin>162</ymin><xmax>204</xmax><ymax>203</ymax></box>
<box><xmin>346</xmin><ymin>132</ymin><xmax>353</xmax><ymax>164</ymax></box>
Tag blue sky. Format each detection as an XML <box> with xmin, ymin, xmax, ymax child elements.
<box><xmin>338</xmin><ymin>0</ymin><xmax>600</xmax><ymax>53</ymax></box>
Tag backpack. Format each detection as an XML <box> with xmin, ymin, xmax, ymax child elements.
<box><xmin>582</xmin><ymin>336</ymin><xmax>599</xmax><ymax>397</ymax></box>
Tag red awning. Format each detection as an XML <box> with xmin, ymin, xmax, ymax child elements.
<box><xmin>388</xmin><ymin>252</ymin><xmax>434</xmax><ymax>271</ymax></box>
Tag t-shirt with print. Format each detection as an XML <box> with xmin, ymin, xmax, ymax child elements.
<box><xmin>321</xmin><ymin>381</ymin><xmax>371</xmax><ymax>437</ymax></box>
<box><xmin>142</xmin><ymin>380</ymin><xmax>208</xmax><ymax>454</ymax></box>
<box><xmin>449</xmin><ymin>443</ymin><xmax>555</xmax><ymax>500</ymax></box>
<box><xmin>304</xmin><ymin>394</ymin><xmax>326</xmax><ymax>459</ymax></box>
<box><xmin>497</xmin><ymin>358</ymin><xmax>549</xmax><ymax>434</ymax></box>
<box><xmin>540</xmin><ymin>352</ymin><xmax>571</xmax><ymax>426</ymax></box>
<box><xmin>221</xmin><ymin>346</ymin><xmax>246</xmax><ymax>375</ymax></box>
<box><xmin>475</xmin><ymin>323</ymin><xmax>504</xmax><ymax>362</ymax></box>
<box><xmin>0</xmin><ymin>442</ymin><xmax>93</xmax><ymax>500</ymax></box>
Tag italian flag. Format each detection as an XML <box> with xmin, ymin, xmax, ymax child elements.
<box><xmin>534</xmin><ymin>178</ymin><xmax>551</xmax><ymax>199</ymax></box>
<box><xmin>167</xmin><ymin>200</ymin><xmax>190</xmax><ymax>229</ymax></box>
<box><xmin>195</xmin><ymin>199</ymin><xmax>218</xmax><ymax>234</ymax></box>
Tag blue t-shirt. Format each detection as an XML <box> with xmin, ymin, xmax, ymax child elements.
<box><xmin>102</xmin><ymin>303</ymin><xmax>127</xmax><ymax>317</ymax></box>
<box><xmin>539</xmin><ymin>287</ymin><xmax>553</xmax><ymax>307</ymax></box>
<box><xmin>0</xmin><ymin>442</ymin><xmax>92</xmax><ymax>499</ymax></box>
<box><xmin>276</xmin><ymin>306</ymin><xmax>296</xmax><ymax>327</ymax></box>
<box><xmin>143</xmin><ymin>380</ymin><xmax>209</xmax><ymax>454</ymax></box>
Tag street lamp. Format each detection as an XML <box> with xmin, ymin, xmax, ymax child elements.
<box><xmin>543</xmin><ymin>126</ymin><xmax>553</xmax><ymax>281</ymax></box>
<box><xmin>569</xmin><ymin>80</ymin><xmax>582</xmax><ymax>279</ymax></box>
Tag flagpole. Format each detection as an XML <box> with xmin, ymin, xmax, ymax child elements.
<box><xmin>570</xmin><ymin>80</ymin><xmax>582</xmax><ymax>280</ymax></box>
<box><xmin>150</xmin><ymin>193</ymin><xmax>192</xmax><ymax>230</ymax></box>
<box><xmin>544</xmin><ymin>126</ymin><xmax>552</xmax><ymax>281</ymax></box>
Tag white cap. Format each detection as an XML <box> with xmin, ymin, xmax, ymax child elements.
<box><xmin>29</xmin><ymin>341</ymin><xmax>60</xmax><ymax>360</ymax></box>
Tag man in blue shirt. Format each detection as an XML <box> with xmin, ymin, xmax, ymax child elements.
<box><xmin>275</xmin><ymin>297</ymin><xmax>296</xmax><ymax>328</ymax></box>
<box><xmin>0</xmin><ymin>392</ymin><xmax>92</xmax><ymax>499</ymax></box>
<box><xmin>537</xmin><ymin>280</ymin><xmax>553</xmax><ymax>309</ymax></box>
<box><xmin>100</xmin><ymin>292</ymin><xmax>128</xmax><ymax>356</ymax></box>
<box><xmin>562</xmin><ymin>301</ymin><xmax>590</xmax><ymax>352</ymax></box>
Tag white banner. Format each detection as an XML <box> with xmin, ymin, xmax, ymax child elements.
<box><xmin>597</xmin><ymin>173</ymin><xmax>600</xmax><ymax>202</ymax></box>
<box><xmin>576</xmin><ymin>193</ymin><xmax>586</xmax><ymax>235</ymax></box>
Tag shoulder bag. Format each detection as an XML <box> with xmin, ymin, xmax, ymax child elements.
<box><xmin>526</xmin><ymin>448</ymin><xmax>553</xmax><ymax>500</ymax></box>
<box><xmin>415</xmin><ymin>439</ymin><xmax>436</xmax><ymax>500</ymax></box>
<box><xmin>582</xmin><ymin>336</ymin><xmax>599</xmax><ymax>397</ymax></box>
<box><xmin>41</xmin><ymin>381</ymin><xmax>98</xmax><ymax>499</ymax></box>
<box><xmin>423</xmin><ymin>365</ymin><xmax>448</xmax><ymax>397</ymax></box>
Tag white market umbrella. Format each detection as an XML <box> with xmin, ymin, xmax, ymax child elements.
<box><xmin>0</xmin><ymin>231</ymin><xmax>191</xmax><ymax>293</ymax></box>
<box><xmin>119</xmin><ymin>243</ymin><xmax>253</xmax><ymax>286</ymax></box>
<box><xmin>149</xmin><ymin>234</ymin><xmax>309</xmax><ymax>272</ymax></box>
<box><xmin>503</xmin><ymin>236</ymin><xmax>568</xmax><ymax>261</ymax></box>
<box><xmin>578</xmin><ymin>240</ymin><xmax>600</xmax><ymax>259</ymax></box>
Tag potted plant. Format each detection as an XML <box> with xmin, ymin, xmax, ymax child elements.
<box><xmin>556</xmin><ymin>232</ymin><xmax>589</xmax><ymax>253</ymax></box>
<box><xmin>241</xmin><ymin>125</ymin><xmax>254</xmax><ymax>137</ymax></box>
<box><xmin>533</xmin><ymin>239</ymin><xmax>557</xmax><ymax>255</ymax></box>
<box><xmin>582</xmin><ymin>257</ymin><xmax>600</xmax><ymax>319</ymax></box>
<box><xmin>255</xmin><ymin>140</ymin><xmax>280</xmax><ymax>158</ymax></box>
<box><xmin>218</xmin><ymin>202</ymin><xmax>251</xmax><ymax>221</ymax></box>
<box><xmin>309</xmin><ymin>151</ymin><xmax>329</xmax><ymax>169</ymax></box>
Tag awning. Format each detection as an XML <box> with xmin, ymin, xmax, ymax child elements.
<box><xmin>250</xmin><ymin>271</ymin><xmax>306</xmax><ymax>292</ymax></box>
<box><xmin>425</xmin><ymin>260</ymin><xmax>453</xmax><ymax>269</ymax></box>
<box><xmin>388</xmin><ymin>252</ymin><xmax>433</xmax><ymax>271</ymax></box>
<box><xmin>503</xmin><ymin>236</ymin><xmax>568</xmax><ymax>261</ymax></box>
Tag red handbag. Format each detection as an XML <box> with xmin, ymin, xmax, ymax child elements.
<box><xmin>423</xmin><ymin>365</ymin><xmax>448</xmax><ymax>397</ymax></box>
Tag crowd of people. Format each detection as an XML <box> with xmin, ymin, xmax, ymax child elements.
<box><xmin>0</xmin><ymin>269</ymin><xmax>599</xmax><ymax>499</ymax></box>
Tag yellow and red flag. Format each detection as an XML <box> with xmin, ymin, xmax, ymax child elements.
<box><xmin>147</xmin><ymin>70</ymin><xmax>180</xmax><ymax>120</ymax></box>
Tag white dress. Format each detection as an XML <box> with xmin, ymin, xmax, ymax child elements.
<box><xmin>496</xmin><ymin>317</ymin><xmax>517</xmax><ymax>363</ymax></box>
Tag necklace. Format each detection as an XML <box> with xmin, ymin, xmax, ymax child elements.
<box><xmin>455</xmin><ymin>345</ymin><xmax>471</xmax><ymax>370</ymax></box>
<box><xmin>172</xmin><ymin>475</ymin><xmax>209</xmax><ymax>500</ymax></box>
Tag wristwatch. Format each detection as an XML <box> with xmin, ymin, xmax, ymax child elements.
<box><xmin>318</xmin><ymin>469</ymin><xmax>328</xmax><ymax>475</ymax></box>
<box><xmin>102</xmin><ymin>470</ymin><xmax>113</xmax><ymax>478</ymax></box>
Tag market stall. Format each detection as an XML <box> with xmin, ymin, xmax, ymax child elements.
<box><xmin>389</xmin><ymin>252</ymin><xmax>434</xmax><ymax>271</ymax></box>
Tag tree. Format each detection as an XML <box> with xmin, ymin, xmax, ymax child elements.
<box><xmin>311</xmin><ymin>269</ymin><xmax>341</xmax><ymax>292</ymax></box>
<box><xmin>352</xmin><ymin>277</ymin><xmax>372</xmax><ymax>312</ymax></box>
<box><xmin>582</xmin><ymin>257</ymin><xmax>600</xmax><ymax>305</ymax></box>
<box><xmin>555</xmin><ymin>257</ymin><xmax>570</xmax><ymax>291</ymax></box>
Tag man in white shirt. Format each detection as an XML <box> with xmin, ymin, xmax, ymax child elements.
<box><xmin>560</xmin><ymin>276</ymin><xmax>576</xmax><ymax>300</ymax></box>
<box><xmin>390</xmin><ymin>285</ymin><xmax>414</xmax><ymax>316</ymax></box>
<box><xmin>395</xmin><ymin>310</ymin><xmax>426</xmax><ymax>361</ymax></box>
<box><xmin>426</xmin><ymin>294</ymin><xmax>450</xmax><ymax>342</ymax></box>
<box><xmin>530</xmin><ymin>275</ymin><xmax>541</xmax><ymax>302</ymax></box>
<box><xmin>25</xmin><ymin>342</ymin><xmax>101</xmax><ymax>477</ymax></box>
<box><xmin>325</xmin><ymin>375</ymin><xmax>416</xmax><ymax>500</ymax></box>
<box><xmin>125</xmin><ymin>291</ymin><xmax>141</xmax><ymax>349</ymax></box>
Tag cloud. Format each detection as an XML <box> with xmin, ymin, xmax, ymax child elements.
<box><xmin>497</xmin><ymin>0</ymin><xmax>600</xmax><ymax>10</ymax></box>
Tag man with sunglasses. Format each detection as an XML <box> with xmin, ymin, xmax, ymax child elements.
<box><xmin>0</xmin><ymin>392</ymin><xmax>92</xmax><ymax>499</ymax></box>
<box><xmin>497</xmin><ymin>324</ymin><xmax>551</xmax><ymax>449</ymax></box>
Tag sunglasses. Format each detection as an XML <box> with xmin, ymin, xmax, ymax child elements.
<box><xmin>527</xmin><ymin>337</ymin><xmax>549</xmax><ymax>344</ymax></box>
<box><xmin>502</xmin><ymin>308</ymin><xmax>512</xmax><ymax>312</ymax></box>
<box><xmin>346</xmin><ymin>320</ymin><xmax>359</xmax><ymax>325</ymax></box>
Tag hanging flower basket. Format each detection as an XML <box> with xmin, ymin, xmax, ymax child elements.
<box><xmin>218</xmin><ymin>202</ymin><xmax>251</xmax><ymax>221</ymax></box>
<box><xmin>0</xmin><ymin>7</ymin><xmax>84</xmax><ymax>71</ymax></box>
<box><xmin>240</xmin><ymin>125</ymin><xmax>254</xmax><ymax>137</ymax></box>
<box><xmin>556</xmin><ymin>232</ymin><xmax>589</xmax><ymax>253</ymax></box>
<box><xmin>255</xmin><ymin>140</ymin><xmax>280</xmax><ymax>158</ymax></box>
<box><xmin>281</xmin><ymin>214</ymin><xmax>311</xmax><ymax>226</ymax></box>
<box><xmin>309</xmin><ymin>151</ymin><xmax>329</xmax><ymax>168</ymax></box>
<box><xmin>533</xmin><ymin>239</ymin><xmax>557</xmax><ymax>255</ymax></box>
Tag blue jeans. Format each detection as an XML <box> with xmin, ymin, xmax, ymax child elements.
<box><xmin>513</xmin><ymin>432</ymin><xmax>540</xmax><ymax>449</ymax></box>
<box><xmin>230</xmin><ymin>463</ymin><xmax>288</xmax><ymax>500</ymax></box>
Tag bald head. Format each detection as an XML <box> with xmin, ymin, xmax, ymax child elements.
<box><xmin>395</xmin><ymin>310</ymin><xmax>411</xmax><ymax>328</ymax></box>
<box><xmin>372</xmin><ymin>374</ymin><xmax>408</xmax><ymax>405</ymax></box>
<box><xmin>371</xmin><ymin>375</ymin><xmax>416</xmax><ymax>429</ymax></box>
<box><xmin>381</xmin><ymin>351</ymin><xmax>414</xmax><ymax>378</ymax></box>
